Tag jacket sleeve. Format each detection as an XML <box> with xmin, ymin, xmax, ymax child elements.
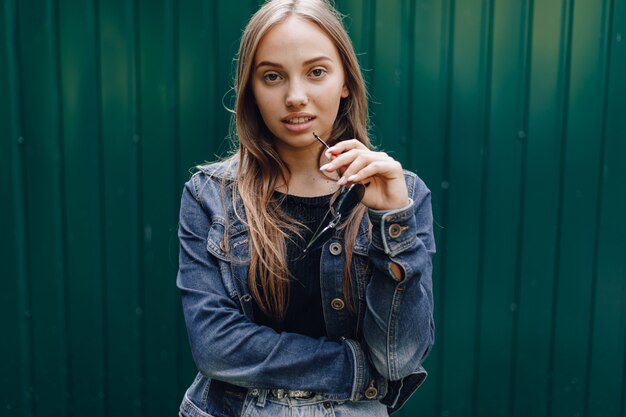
<box><xmin>176</xmin><ymin>179</ymin><xmax>384</xmax><ymax>400</ymax></box>
<box><xmin>362</xmin><ymin>173</ymin><xmax>436</xmax><ymax>382</ymax></box>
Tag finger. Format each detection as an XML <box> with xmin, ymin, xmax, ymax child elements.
<box><xmin>320</xmin><ymin>148</ymin><xmax>365</xmax><ymax>173</ymax></box>
<box><xmin>325</xmin><ymin>139</ymin><xmax>367</xmax><ymax>158</ymax></box>
<box><xmin>345</xmin><ymin>159</ymin><xmax>403</xmax><ymax>184</ymax></box>
<box><xmin>322</xmin><ymin>149</ymin><xmax>393</xmax><ymax>180</ymax></box>
<box><xmin>338</xmin><ymin>152</ymin><xmax>397</xmax><ymax>186</ymax></box>
<box><xmin>336</xmin><ymin>153</ymin><xmax>382</xmax><ymax>184</ymax></box>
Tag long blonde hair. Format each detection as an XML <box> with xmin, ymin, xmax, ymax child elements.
<box><xmin>228</xmin><ymin>0</ymin><xmax>371</xmax><ymax>318</ymax></box>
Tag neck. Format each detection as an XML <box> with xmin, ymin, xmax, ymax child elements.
<box><xmin>275</xmin><ymin>144</ymin><xmax>339</xmax><ymax>197</ymax></box>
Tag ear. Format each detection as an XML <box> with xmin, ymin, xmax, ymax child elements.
<box><xmin>341</xmin><ymin>84</ymin><xmax>350</xmax><ymax>98</ymax></box>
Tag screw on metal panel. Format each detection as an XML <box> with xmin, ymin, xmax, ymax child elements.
<box><xmin>441</xmin><ymin>181</ymin><xmax>449</xmax><ymax>190</ymax></box>
<box><xmin>617</xmin><ymin>33</ymin><xmax>622</xmax><ymax>42</ymax></box>
<box><xmin>518</xmin><ymin>130</ymin><xmax>526</xmax><ymax>140</ymax></box>
<box><xmin>17</xmin><ymin>136</ymin><xmax>24</xmax><ymax>144</ymax></box>
<box><xmin>133</xmin><ymin>134</ymin><xmax>140</xmax><ymax>143</ymax></box>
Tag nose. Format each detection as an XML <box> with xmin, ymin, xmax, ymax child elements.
<box><xmin>285</xmin><ymin>81</ymin><xmax>308</xmax><ymax>107</ymax></box>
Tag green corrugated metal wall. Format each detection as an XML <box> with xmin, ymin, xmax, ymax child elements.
<box><xmin>1</xmin><ymin>0</ymin><xmax>625</xmax><ymax>416</ymax></box>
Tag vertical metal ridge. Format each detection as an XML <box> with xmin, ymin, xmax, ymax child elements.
<box><xmin>48</xmin><ymin>0</ymin><xmax>71</xmax><ymax>413</ymax></box>
<box><xmin>168</xmin><ymin>0</ymin><xmax>180</xmax><ymax>216</ymax></box>
<box><xmin>509</xmin><ymin>0</ymin><xmax>534</xmax><ymax>415</ymax></box>
<box><xmin>471</xmin><ymin>0</ymin><xmax>495</xmax><ymax>414</ymax></box>
<box><xmin>136</xmin><ymin>0</ymin><xmax>147</xmax><ymax>412</ymax></box>
<box><xmin>212</xmin><ymin>0</ymin><xmax>221</xmax><ymax>144</ymax></box>
<box><xmin>405</xmin><ymin>0</ymin><xmax>415</xmax><ymax>169</ymax></box>
<box><xmin>436</xmin><ymin>0</ymin><xmax>455</xmax><ymax>414</ymax></box>
<box><xmin>126</xmin><ymin>0</ymin><xmax>145</xmax><ymax>412</ymax></box>
<box><xmin>93</xmin><ymin>0</ymin><xmax>109</xmax><ymax>414</ymax></box>
<box><xmin>370</xmin><ymin>0</ymin><xmax>376</xmax><ymax>70</ymax></box>
<box><xmin>622</xmin><ymin>276</ymin><xmax>626</xmax><ymax>417</ymax></box>
<box><xmin>7</xmin><ymin>0</ymin><xmax>34</xmax><ymax>414</ymax></box>
<box><xmin>168</xmin><ymin>0</ymin><xmax>182</xmax><ymax>395</ymax></box>
<box><xmin>622</xmin><ymin>326</ymin><xmax>626</xmax><ymax>417</ymax></box>
<box><xmin>368</xmin><ymin>0</ymin><xmax>377</xmax><ymax>138</ymax></box>
<box><xmin>546</xmin><ymin>0</ymin><xmax>575</xmax><ymax>414</ymax></box>
<box><xmin>364</xmin><ymin>0</ymin><xmax>374</xmax><ymax>73</ymax></box>
<box><xmin>167</xmin><ymin>0</ymin><xmax>182</xmax><ymax>403</ymax></box>
<box><xmin>583</xmin><ymin>0</ymin><xmax>616</xmax><ymax>415</ymax></box>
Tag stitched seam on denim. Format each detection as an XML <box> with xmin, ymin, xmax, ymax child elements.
<box><xmin>206</xmin><ymin>228</ymin><xmax>229</xmax><ymax>262</ymax></box>
<box><xmin>387</xmin><ymin>286</ymin><xmax>403</xmax><ymax>380</ymax></box>
<box><xmin>380</xmin><ymin>376</ymin><xmax>389</xmax><ymax>399</ymax></box>
<box><xmin>191</xmin><ymin>172</ymin><xmax>202</xmax><ymax>202</ymax></box>
<box><xmin>369</xmin><ymin>198</ymin><xmax>414</xmax><ymax>220</ymax></box>
<box><xmin>380</xmin><ymin>214</ymin><xmax>390</xmax><ymax>255</ymax></box>
<box><xmin>386</xmin><ymin>237</ymin><xmax>417</xmax><ymax>258</ymax></box>
<box><xmin>240</xmin><ymin>395</ymin><xmax>257</xmax><ymax>415</ymax></box>
<box><xmin>182</xmin><ymin>392</ymin><xmax>212</xmax><ymax>417</ymax></box>
<box><xmin>405</xmin><ymin>171</ymin><xmax>417</xmax><ymax>197</ymax></box>
<box><xmin>344</xmin><ymin>339</ymin><xmax>364</xmax><ymax>401</ymax></box>
<box><xmin>201</xmin><ymin>377</ymin><xmax>211</xmax><ymax>407</ymax></box>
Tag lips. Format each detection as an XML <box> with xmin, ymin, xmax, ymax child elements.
<box><xmin>281</xmin><ymin>113</ymin><xmax>316</xmax><ymax>124</ymax></box>
<box><xmin>284</xmin><ymin>117</ymin><xmax>314</xmax><ymax>124</ymax></box>
<box><xmin>281</xmin><ymin>113</ymin><xmax>316</xmax><ymax>132</ymax></box>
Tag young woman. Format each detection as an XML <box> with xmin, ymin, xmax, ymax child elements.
<box><xmin>176</xmin><ymin>1</ymin><xmax>435</xmax><ymax>416</ymax></box>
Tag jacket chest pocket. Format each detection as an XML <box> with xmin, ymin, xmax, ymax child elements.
<box><xmin>206</xmin><ymin>220</ymin><xmax>252</xmax><ymax>314</ymax></box>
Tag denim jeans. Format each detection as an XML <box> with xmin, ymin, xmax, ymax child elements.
<box><xmin>242</xmin><ymin>394</ymin><xmax>387</xmax><ymax>417</ymax></box>
<box><xmin>180</xmin><ymin>390</ymin><xmax>388</xmax><ymax>417</ymax></box>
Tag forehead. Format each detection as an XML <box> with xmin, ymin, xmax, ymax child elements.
<box><xmin>254</xmin><ymin>16</ymin><xmax>341</xmax><ymax>66</ymax></box>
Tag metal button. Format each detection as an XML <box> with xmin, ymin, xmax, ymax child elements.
<box><xmin>330</xmin><ymin>298</ymin><xmax>345</xmax><ymax>311</ymax></box>
<box><xmin>323</xmin><ymin>401</ymin><xmax>332</xmax><ymax>409</ymax></box>
<box><xmin>364</xmin><ymin>386</ymin><xmax>378</xmax><ymax>399</ymax></box>
<box><xmin>329</xmin><ymin>242</ymin><xmax>343</xmax><ymax>255</ymax></box>
<box><xmin>388</xmin><ymin>223</ymin><xmax>406</xmax><ymax>239</ymax></box>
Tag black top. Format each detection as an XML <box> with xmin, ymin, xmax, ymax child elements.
<box><xmin>252</xmin><ymin>191</ymin><xmax>333</xmax><ymax>338</ymax></box>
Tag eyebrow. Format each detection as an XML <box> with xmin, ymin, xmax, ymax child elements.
<box><xmin>255</xmin><ymin>55</ymin><xmax>334</xmax><ymax>70</ymax></box>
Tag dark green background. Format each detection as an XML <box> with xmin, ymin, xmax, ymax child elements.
<box><xmin>2</xmin><ymin>0</ymin><xmax>625</xmax><ymax>416</ymax></box>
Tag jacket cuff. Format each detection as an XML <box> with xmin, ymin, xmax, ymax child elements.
<box><xmin>368</xmin><ymin>198</ymin><xmax>416</xmax><ymax>257</ymax></box>
<box><xmin>344</xmin><ymin>339</ymin><xmax>388</xmax><ymax>401</ymax></box>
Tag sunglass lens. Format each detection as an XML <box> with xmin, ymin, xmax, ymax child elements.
<box><xmin>304</xmin><ymin>224</ymin><xmax>336</xmax><ymax>253</ymax></box>
<box><xmin>303</xmin><ymin>183</ymin><xmax>365</xmax><ymax>255</ymax></box>
<box><xmin>336</xmin><ymin>183</ymin><xmax>365</xmax><ymax>215</ymax></box>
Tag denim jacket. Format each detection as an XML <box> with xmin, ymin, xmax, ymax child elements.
<box><xmin>177</xmin><ymin>161</ymin><xmax>435</xmax><ymax>416</ymax></box>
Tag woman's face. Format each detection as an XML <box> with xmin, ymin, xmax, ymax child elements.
<box><xmin>251</xmin><ymin>16</ymin><xmax>349</xmax><ymax>153</ymax></box>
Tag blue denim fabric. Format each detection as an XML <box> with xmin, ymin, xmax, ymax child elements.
<box><xmin>177</xmin><ymin>161</ymin><xmax>435</xmax><ymax>416</ymax></box>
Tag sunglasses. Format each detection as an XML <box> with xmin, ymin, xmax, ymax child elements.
<box><xmin>302</xmin><ymin>133</ymin><xmax>366</xmax><ymax>254</ymax></box>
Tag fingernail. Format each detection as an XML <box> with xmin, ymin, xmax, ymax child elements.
<box><xmin>347</xmin><ymin>175</ymin><xmax>357</xmax><ymax>182</ymax></box>
<box><xmin>337</xmin><ymin>177</ymin><xmax>346</xmax><ymax>185</ymax></box>
<box><xmin>325</xmin><ymin>148</ymin><xmax>332</xmax><ymax>155</ymax></box>
<box><xmin>320</xmin><ymin>163</ymin><xmax>330</xmax><ymax>171</ymax></box>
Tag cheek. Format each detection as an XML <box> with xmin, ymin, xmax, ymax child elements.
<box><xmin>251</xmin><ymin>82</ymin><xmax>272</xmax><ymax>108</ymax></box>
<box><xmin>254</xmin><ymin>95</ymin><xmax>277</xmax><ymax>119</ymax></box>
<box><xmin>314</xmin><ymin>88</ymin><xmax>343</xmax><ymax>113</ymax></box>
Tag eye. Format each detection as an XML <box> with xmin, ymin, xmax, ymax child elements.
<box><xmin>310</xmin><ymin>68</ymin><xmax>327</xmax><ymax>78</ymax></box>
<box><xmin>263</xmin><ymin>72</ymin><xmax>282</xmax><ymax>83</ymax></box>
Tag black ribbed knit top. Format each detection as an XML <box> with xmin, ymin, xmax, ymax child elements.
<box><xmin>251</xmin><ymin>191</ymin><xmax>334</xmax><ymax>338</ymax></box>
